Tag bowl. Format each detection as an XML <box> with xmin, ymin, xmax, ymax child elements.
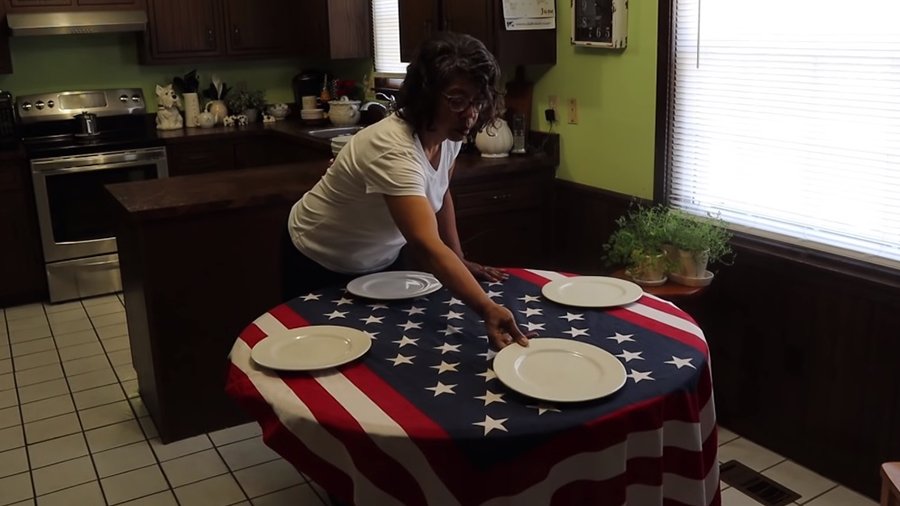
<box><xmin>267</xmin><ymin>103</ymin><xmax>290</xmax><ymax>120</ymax></box>
<box><xmin>300</xmin><ymin>108</ymin><xmax>325</xmax><ymax>120</ymax></box>
<box><xmin>668</xmin><ymin>270</ymin><xmax>714</xmax><ymax>287</ymax></box>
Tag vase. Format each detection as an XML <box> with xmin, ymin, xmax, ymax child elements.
<box><xmin>677</xmin><ymin>249</ymin><xmax>710</xmax><ymax>278</ymax></box>
<box><xmin>207</xmin><ymin>100</ymin><xmax>228</xmax><ymax>125</ymax></box>
<box><xmin>182</xmin><ymin>92</ymin><xmax>201</xmax><ymax>128</ymax></box>
<box><xmin>242</xmin><ymin>108</ymin><xmax>259</xmax><ymax>124</ymax></box>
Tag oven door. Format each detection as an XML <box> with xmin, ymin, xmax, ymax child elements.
<box><xmin>31</xmin><ymin>146</ymin><xmax>168</xmax><ymax>263</ymax></box>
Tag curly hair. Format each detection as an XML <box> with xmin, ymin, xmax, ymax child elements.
<box><xmin>396</xmin><ymin>32</ymin><xmax>503</xmax><ymax>135</ymax></box>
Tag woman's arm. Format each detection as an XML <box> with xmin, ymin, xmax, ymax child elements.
<box><xmin>385</xmin><ymin>194</ymin><xmax>529</xmax><ymax>349</ymax></box>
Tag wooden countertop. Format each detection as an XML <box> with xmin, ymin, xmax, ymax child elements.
<box><xmin>108</xmin><ymin>119</ymin><xmax>558</xmax><ymax>221</ymax></box>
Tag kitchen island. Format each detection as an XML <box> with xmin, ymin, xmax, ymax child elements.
<box><xmin>107</xmin><ymin>124</ymin><xmax>558</xmax><ymax>442</ymax></box>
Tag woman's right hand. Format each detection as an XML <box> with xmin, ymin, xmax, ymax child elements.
<box><xmin>482</xmin><ymin>303</ymin><xmax>532</xmax><ymax>350</ymax></box>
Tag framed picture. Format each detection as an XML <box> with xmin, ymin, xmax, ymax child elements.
<box><xmin>571</xmin><ymin>0</ymin><xmax>628</xmax><ymax>48</ymax></box>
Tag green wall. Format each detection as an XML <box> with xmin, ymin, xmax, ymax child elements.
<box><xmin>530</xmin><ymin>0</ymin><xmax>657</xmax><ymax>198</ymax></box>
<box><xmin>0</xmin><ymin>33</ymin><xmax>370</xmax><ymax>110</ymax></box>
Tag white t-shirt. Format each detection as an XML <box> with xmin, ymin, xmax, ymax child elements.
<box><xmin>288</xmin><ymin>114</ymin><xmax>462</xmax><ymax>274</ymax></box>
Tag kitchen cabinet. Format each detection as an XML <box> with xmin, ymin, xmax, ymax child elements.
<box><xmin>166</xmin><ymin>135</ymin><xmax>328</xmax><ymax>177</ymax></box>
<box><xmin>141</xmin><ymin>0</ymin><xmax>294</xmax><ymax>63</ymax></box>
<box><xmin>0</xmin><ymin>151</ymin><xmax>48</xmax><ymax>306</ymax></box>
<box><xmin>0</xmin><ymin>0</ymin><xmax>11</xmax><ymax>74</ymax></box>
<box><xmin>6</xmin><ymin>0</ymin><xmax>145</xmax><ymax>10</ymax></box>
<box><xmin>399</xmin><ymin>0</ymin><xmax>555</xmax><ymax>65</ymax></box>
<box><xmin>294</xmin><ymin>0</ymin><xmax>371</xmax><ymax>59</ymax></box>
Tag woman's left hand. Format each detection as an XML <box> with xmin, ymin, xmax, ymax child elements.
<box><xmin>464</xmin><ymin>260</ymin><xmax>508</xmax><ymax>282</ymax></box>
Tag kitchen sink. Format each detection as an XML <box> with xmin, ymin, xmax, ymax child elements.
<box><xmin>306</xmin><ymin>126</ymin><xmax>364</xmax><ymax>139</ymax></box>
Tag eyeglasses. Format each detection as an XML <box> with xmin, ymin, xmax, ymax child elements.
<box><xmin>442</xmin><ymin>93</ymin><xmax>488</xmax><ymax>113</ymax></box>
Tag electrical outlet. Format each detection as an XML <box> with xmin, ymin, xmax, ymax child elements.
<box><xmin>568</xmin><ymin>98</ymin><xmax>578</xmax><ymax>124</ymax></box>
<box><xmin>548</xmin><ymin>95</ymin><xmax>558</xmax><ymax>113</ymax></box>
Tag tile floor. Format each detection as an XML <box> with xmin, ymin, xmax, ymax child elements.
<box><xmin>0</xmin><ymin>295</ymin><xmax>880</xmax><ymax>506</ymax></box>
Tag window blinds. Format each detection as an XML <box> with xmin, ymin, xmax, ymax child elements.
<box><xmin>372</xmin><ymin>0</ymin><xmax>408</xmax><ymax>76</ymax></box>
<box><xmin>668</xmin><ymin>0</ymin><xmax>900</xmax><ymax>269</ymax></box>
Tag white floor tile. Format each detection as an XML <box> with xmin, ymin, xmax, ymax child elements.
<box><xmin>0</xmin><ymin>472</ymin><xmax>33</xmax><ymax>505</ymax></box>
<box><xmin>113</xmin><ymin>365</ymin><xmax>137</xmax><ymax>382</ymax></box>
<box><xmin>15</xmin><ymin>363</ymin><xmax>64</xmax><ymax>387</ymax></box>
<box><xmin>0</xmin><ymin>346</ymin><xmax>9</xmax><ymax>360</ymax></box>
<box><xmin>67</xmin><ymin>369</ymin><xmax>118</xmax><ymax>393</ymax></box>
<box><xmin>31</xmin><ymin>455</ymin><xmax>97</xmax><ymax>496</ymax></box>
<box><xmin>35</xmin><ymin>480</ymin><xmax>105</xmax><ymax>506</ymax></box>
<box><xmin>53</xmin><ymin>330</ymin><xmax>99</xmax><ymax>349</ymax></box>
<box><xmin>209</xmin><ymin>422</ymin><xmax>262</xmax><ymax>447</ymax></box>
<box><xmin>85</xmin><ymin>419</ymin><xmax>146</xmax><ymax>453</ymax></box>
<box><xmin>118</xmin><ymin>490</ymin><xmax>178</xmax><ymax>506</ymax></box>
<box><xmin>48</xmin><ymin>319</ymin><xmax>92</xmax><ymax>336</ymax></box>
<box><xmin>84</xmin><ymin>302</ymin><xmax>124</xmax><ymax>318</ymax></box>
<box><xmin>0</xmin><ymin>388</ymin><xmax>17</xmax><ymax>409</ymax></box>
<box><xmin>91</xmin><ymin>312</ymin><xmax>126</xmax><ymax>328</ymax></box>
<box><xmin>173</xmin><ymin>473</ymin><xmax>247</xmax><ymax>506</ymax></box>
<box><xmin>218</xmin><ymin>436</ymin><xmax>280</xmax><ymax>471</ymax></box>
<box><xmin>57</xmin><ymin>342</ymin><xmax>104</xmax><ymax>362</ymax></box>
<box><xmin>21</xmin><ymin>394</ymin><xmax>75</xmax><ymax>423</ymax></box>
<box><xmin>8</xmin><ymin>326</ymin><xmax>53</xmax><ymax>344</ymax></box>
<box><xmin>96</xmin><ymin>324</ymin><xmax>128</xmax><ymax>341</ymax></box>
<box><xmin>5</xmin><ymin>304</ymin><xmax>45</xmax><ymax>321</ymax></box>
<box><xmin>79</xmin><ymin>400</ymin><xmax>134</xmax><ymax>430</ymax></box>
<box><xmin>160</xmin><ymin>448</ymin><xmax>228</xmax><ymax>487</ymax></box>
<box><xmin>13</xmin><ymin>351</ymin><xmax>59</xmax><ymax>372</ymax></box>
<box><xmin>23</xmin><ymin>412</ymin><xmax>81</xmax><ymax>444</ymax></box>
<box><xmin>43</xmin><ymin>301</ymin><xmax>82</xmax><ymax>314</ymax></box>
<box><xmin>100</xmin><ymin>465</ymin><xmax>169</xmax><ymax>505</ymax></box>
<box><xmin>10</xmin><ymin>338</ymin><xmax>55</xmax><ymax>358</ymax></box>
<box><xmin>61</xmin><ymin>355</ymin><xmax>110</xmax><ymax>377</ymax></box>
<box><xmin>27</xmin><ymin>433</ymin><xmax>88</xmax><ymax>469</ymax></box>
<box><xmin>129</xmin><ymin>397</ymin><xmax>148</xmax><ymax>418</ymax></box>
<box><xmin>0</xmin><ymin>359</ymin><xmax>11</xmax><ymax>375</ymax></box>
<box><xmin>251</xmin><ymin>484</ymin><xmax>325</xmax><ymax>506</ymax></box>
<box><xmin>234</xmin><ymin>459</ymin><xmax>304</xmax><ymax>498</ymax></box>
<box><xmin>0</xmin><ymin>373</ymin><xmax>13</xmax><ymax>391</ymax></box>
<box><xmin>92</xmin><ymin>441</ymin><xmax>156</xmax><ymax>478</ymax></box>
<box><xmin>17</xmin><ymin>380</ymin><xmax>67</xmax><ymax>405</ymax></box>
<box><xmin>8</xmin><ymin>316</ymin><xmax>49</xmax><ymax>332</ymax></box>
<box><xmin>138</xmin><ymin>417</ymin><xmax>158</xmax><ymax>439</ymax></box>
<box><xmin>805</xmin><ymin>486</ymin><xmax>877</xmax><ymax>506</ymax></box>
<box><xmin>762</xmin><ymin>460</ymin><xmax>836</xmax><ymax>504</ymax></box>
<box><xmin>0</xmin><ymin>425</ymin><xmax>25</xmax><ymax>451</ymax></box>
<box><xmin>0</xmin><ymin>447</ymin><xmax>29</xmax><ymax>478</ymax></box>
<box><xmin>102</xmin><ymin>336</ymin><xmax>131</xmax><ymax>353</ymax></box>
<box><xmin>719</xmin><ymin>437</ymin><xmax>786</xmax><ymax>471</ymax></box>
<box><xmin>149</xmin><ymin>434</ymin><xmax>212</xmax><ymax>462</ymax></box>
<box><xmin>120</xmin><ymin>380</ymin><xmax>139</xmax><ymax>399</ymax></box>
<box><xmin>0</xmin><ymin>405</ymin><xmax>20</xmax><ymax>429</ymax></box>
<box><xmin>82</xmin><ymin>295</ymin><xmax>120</xmax><ymax>308</ymax></box>
<box><xmin>107</xmin><ymin>350</ymin><xmax>133</xmax><ymax>367</ymax></box>
<box><xmin>72</xmin><ymin>384</ymin><xmax>126</xmax><ymax>410</ymax></box>
<box><xmin>46</xmin><ymin>309</ymin><xmax>87</xmax><ymax>325</ymax></box>
<box><xmin>721</xmin><ymin>487</ymin><xmax>766</xmax><ymax>505</ymax></box>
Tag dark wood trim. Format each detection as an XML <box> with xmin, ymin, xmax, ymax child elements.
<box><xmin>653</xmin><ymin>0</ymin><xmax>672</xmax><ymax>203</ymax></box>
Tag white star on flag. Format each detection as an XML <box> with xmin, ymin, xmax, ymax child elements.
<box><xmin>608</xmin><ymin>332</ymin><xmax>635</xmax><ymax>344</ymax></box>
<box><xmin>426</xmin><ymin>381</ymin><xmax>457</xmax><ymax>397</ymax></box>
<box><xmin>367</xmin><ymin>303</ymin><xmax>389</xmax><ymax>310</ymax></box>
<box><xmin>443</xmin><ymin>297</ymin><xmax>464</xmax><ymax>306</ymax></box>
<box><xmin>360</xmin><ymin>315</ymin><xmax>384</xmax><ymax>325</ymax></box>
<box><xmin>523</xmin><ymin>321</ymin><xmax>546</xmax><ymax>332</ymax></box>
<box><xmin>616</xmin><ymin>350</ymin><xmax>644</xmax><ymax>362</ymax></box>
<box><xmin>628</xmin><ymin>369</ymin><xmax>655</xmax><ymax>383</ymax></box>
<box><xmin>301</xmin><ymin>293</ymin><xmax>321</xmax><ymax>301</ymax></box>
<box><xmin>365</xmin><ymin>331</ymin><xmax>378</xmax><ymax>340</ymax></box>
<box><xmin>478</xmin><ymin>349</ymin><xmax>498</xmax><ymax>360</ymax></box>
<box><xmin>430</xmin><ymin>361</ymin><xmax>459</xmax><ymax>374</ymax></box>
<box><xmin>393</xmin><ymin>336</ymin><xmax>419</xmax><ymax>348</ymax></box>
<box><xmin>665</xmin><ymin>356</ymin><xmax>696</xmax><ymax>369</ymax></box>
<box><xmin>528</xmin><ymin>403</ymin><xmax>562</xmax><ymax>415</ymax></box>
<box><xmin>563</xmin><ymin>327</ymin><xmax>589</xmax><ymax>337</ymax></box>
<box><xmin>476</xmin><ymin>368</ymin><xmax>497</xmax><ymax>382</ymax></box>
<box><xmin>403</xmin><ymin>306</ymin><xmax>426</xmax><ymax>315</ymax></box>
<box><xmin>475</xmin><ymin>391</ymin><xmax>506</xmax><ymax>406</ymax></box>
<box><xmin>485</xmin><ymin>290</ymin><xmax>503</xmax><ymax>298</ymax></box>
<box><xmin>476</xmin><ymin>335</ymin><xmax>488</xmax><ymax>340</ymax></box>
<box><xmin>388</xmin><ymin>354</ymin><xmax>414</xmax><ymax>366</ymax></box>
<box><xmin>473</xmin><ymin>415</ymin><xmax>509</xmax><ymax>435</ymax></box>
<box><xmin>397</xmin><ymin>320</ymin><xmax>422</xmax><ymax>331</ymax></box>
<box><xmin>559</xmin><ymin>312</ymin><xmax>584</xmax><ymax>322</ymax></box>
<box><xmin>519</xmin><ymin>307</ymin><xmax>543</xmax><ymax>317</ymax></box>
<box><xmin>435</xmin><ymin>343</ymin><xmax>461</xmax><ymax>354</ymax></box>
<box><xmin>332</xmin><ymin>297</ymin><xmax>354</xmax><ymax>306</ymax></box>
<box><xmin>438</xmin><ymin>325</ymin><xmax>463</xmax><ymax>336</ymax></box>
<box><xmin>518</xmin><ymin>294</ymin><xmax>541</xmax><ymax>303</ymax></box>
<box><xmin>487</xmin><ymin>281</ymin><xmax>503</xmax><ymax>287</ymax></box>
<box><xmin>442</xmin><ymin>310</ymin><xmax>465</xmax><ymax>320</ymax></box>
<box><xmin>325</xmin><ymin>310</ymin><xmax>347</xmax><ymax>320</ymax></box>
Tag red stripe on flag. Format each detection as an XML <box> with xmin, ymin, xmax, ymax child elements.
<box><xmin>638</xmin><ymin>295</ymin><xmax>699</xmax><ymax>327</ymax></box>
<box><xmin>238</xmin><ymin>323</ymin><xmax>268</xmax><ymax>348</ymax></box>
<box><xmin>268</xmin><ymin>303</ymin><xmax>310</xmax><ymax>329</ymax></box>
<box><xmin>224</xmin><ymin>364</ymin><xmax>353</xmax><ymax>501</ymax></box>
<box><xmin>279</xmin><ymin>371</ymin><xmax>428</xmax><ymax>506</ymax></box>
<box><xmin>608</xmin><ymin>307</ymin><xmax>709</xmax><ymax>354</ymax></box>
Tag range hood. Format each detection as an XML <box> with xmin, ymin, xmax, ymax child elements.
<box><xmin>7</xmin><ymin>10</ymin><xmax>148</xmax><ymax>36</ymax></box>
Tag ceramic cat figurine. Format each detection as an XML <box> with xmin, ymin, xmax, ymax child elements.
<box><xmin>155</xmin><ymin>84</ymin><xmax>183</xmax><ymax>130</ymax></box>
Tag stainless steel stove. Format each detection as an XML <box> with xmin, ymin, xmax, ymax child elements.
<box><xmin>19</xmin><ymin>88</ymin><xmax>168</xmax><ymax>303</ymax></box>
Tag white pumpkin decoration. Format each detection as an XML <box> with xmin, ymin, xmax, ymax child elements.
<box><xmin>474</xmin><ymin>119</ymin><xmax>514</xmax><ymax>158</ymax></box>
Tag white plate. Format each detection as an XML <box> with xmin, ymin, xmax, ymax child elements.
<box><xmin>251</xmin><ymin>325</ymin><xmax>372</xmax><ymax>371</ymax></box>
<box><xmin>346</xmin><ymin>271</ymin><xmax>442</xmax><ymax>300</ymax></box>
<box><xmin>494</xmin><ymin>338</ymin><xmax>627</xmax><ymax>402</ymax></box>
<box><xmin>541</xmin><ymin>276</ymin><xmax>643</xmax><ymax>308</ymax></box>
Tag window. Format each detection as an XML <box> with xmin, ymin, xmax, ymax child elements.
<box><xmin>372</xmin><ymin>0</ymin><xmax>408</xmax><ymax>76</ymax></box>
<box><xmin>664</xmin><ymin>0</ymin><xmax>900</xmax><ymax>269</ymax></box>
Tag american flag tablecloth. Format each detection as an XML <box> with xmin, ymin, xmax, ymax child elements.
<box><xmin>226</xmin><ymin>268</ymin><xmax>720</xmax><ymax>506</ymax></box>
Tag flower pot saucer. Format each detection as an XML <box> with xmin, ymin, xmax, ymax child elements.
<box><xmin>669</xmin><ymin>270</ymin><xmax>714</xmax><ymax>287</ymax></box>
<box><xmin>626</xmin><ymin>272</ymin><xmax>668</xmax><ymax>287</ymax></box>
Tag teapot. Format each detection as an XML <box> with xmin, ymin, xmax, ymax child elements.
<box><xmin>198</xmin><ymin>110</ymin><xmax>216</xmax><ymax>128</ymax></box>
<box><xmin>327</xmin><ymin>96</ymin><xmax>361</xmax><ymax>127</ymax></box>
<box><xmin>475</xmin><ymin>118</ymin><xmax>514</xmax><ymax>158</ymax></box>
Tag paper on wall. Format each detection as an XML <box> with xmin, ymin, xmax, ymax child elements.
<box><xmin>502</xmin><ymin>0</ymin><xmax>556</xmax><ymax>31</ymax></box>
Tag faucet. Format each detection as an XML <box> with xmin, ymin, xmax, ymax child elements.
<box><xmin>361</xmin><ymin>92</ymin><xmax>397</xmax><ymax>121</ymax></box>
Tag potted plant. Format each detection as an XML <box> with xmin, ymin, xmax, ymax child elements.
<box><xmin>603</xmin><ymin>205</ymin><xmax>675</xmax><ymax>286</ymax></box>
<box><xmin>666</xmin><ymin>210</ymin><xmax>734</xmax><ymax>282</ymax></box>
<box><xmin>225</xmin><ymin>88</ymin><xmax>266</xmax><ymax>123</ymax></box>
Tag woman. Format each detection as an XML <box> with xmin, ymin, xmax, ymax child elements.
<box><xmin>285</xmin><ymin>32</ymin><xmax>530</xmax><ymax>351</ymax></box>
